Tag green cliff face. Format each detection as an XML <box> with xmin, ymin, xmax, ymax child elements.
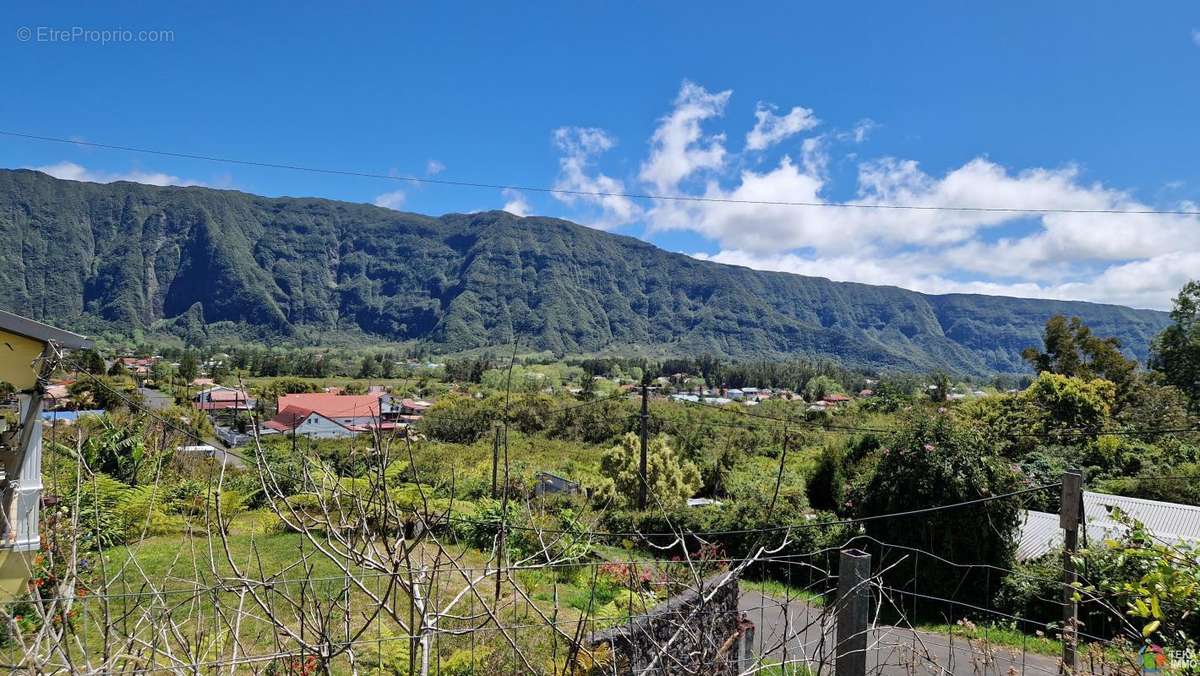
<box><xmin>0</xmin><ymin>169</ymin><xmax>1168</xmax><ymax>374</ymax></box>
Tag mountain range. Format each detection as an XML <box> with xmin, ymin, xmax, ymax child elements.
<box><xmin>0</xmin><ymin>169</ymin><xmax>1169</xmax><ymax>375</ymax></box>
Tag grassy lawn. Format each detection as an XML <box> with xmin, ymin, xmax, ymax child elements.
<box><xmin>741</xmin><ymin>578</ymin><xmax>828</xmax><ymax>607</ymax></box>
<box><xmin>24</xmin><ymin>513</ymin><xmax>683</xmax><ymax>672</ymax></box>
<box><xmin>914</xmin><ymin>621</ymin><xmax>1063</xmax><ymax>657</ymax></box>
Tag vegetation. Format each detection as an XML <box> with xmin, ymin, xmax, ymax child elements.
<box><xmin>11</xmin><ymin>249</ymin><xmax>1200</xmax><ymax>671</ymax></box>
<box><xmin>0</xmin><ymin>168</ymin><xmax>1169</xmax><ymax>374</ymax></box>
<box><xmin>595</xmin><ymin>433</ymin><xmax>700</xmax><ymax>510</ymax></box>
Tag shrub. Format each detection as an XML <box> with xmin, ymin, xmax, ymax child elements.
<box><xmin>419</xmin><ymin>396</ymin><xmax>495</xmax><ymax>444</ymax></box>
<box><xmin>851</xmin><ymin>411</ymin><xmax>1023</xmax><ymax>614</ymax></box>
<box><xmin>806</xmin><ymin>445</ymin><xmax>844</xmax><ymax>512</ymax></box>
<box><xmin>596</xmin><ymin>433</ymin><xmax>700</xmax><ymax>511</ymax></box>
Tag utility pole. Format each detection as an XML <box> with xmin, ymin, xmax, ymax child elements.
<box><xmin>490</xmin><ymin>425</ymin><xmax>500</xmax><ymax>499</ymax></box>
<box><xmin>1060</xmin><ymin>468</ymin><xmax>1084</xmax><ymax>674</ymax></box>
<box><xmin>638</xmin><ymin>381</ymin><xmax>649</xmax><ymax>510</ymax></box>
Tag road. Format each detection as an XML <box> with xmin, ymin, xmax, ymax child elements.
<box><xmin>738</xmin><ymin>590</ymin><xmax>1080</xmax><ymax>675</ymax></box>
<box><xmin>137</xmin><ymin>386</ymin><xmax>174</xmax><ymax>411</ymax></box>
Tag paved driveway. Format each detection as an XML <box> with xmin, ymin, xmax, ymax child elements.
<box><xmin>738</xmin><ymin>590</ymin><xmax>1086</xmax><ymax>675</ymax></box>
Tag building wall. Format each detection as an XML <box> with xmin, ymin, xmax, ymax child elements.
<box><xmin>295</xmin><ymin>413</ymin><xmax>357</xmax><ymax>439</ymax></box>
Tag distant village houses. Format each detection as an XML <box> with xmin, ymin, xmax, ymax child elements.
<box><xmin>192</xmin><ymin>385</ymin><xmax>256</xmax><ymax>412</ymax></box>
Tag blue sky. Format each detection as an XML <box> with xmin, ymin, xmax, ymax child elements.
<box><xmin>3</xmin><ymin>2</ymin><xmax>1199</xmax><ymax>309</ymax></box>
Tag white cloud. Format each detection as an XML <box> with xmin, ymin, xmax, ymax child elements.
<box><xmin>426</xmin><ymin>159</ymin><xmax>445</xmax><ymax>175</ymax></box>
<box><xmin>745</xmin><ymin>103</ymin><xmax>818</xmax><ymax>151</ymax></box>
<box><xmin>847</xmin><ymin>119</ymin><xmax>876</xmax><ymax>143</ymax></box>
<box><xmin>373</xmin><ymin>190</ymin><xmax>407</xmax><ymax>210</ymax></box>
<box><xmin>627</xmin><ymin>79</ymin><xmax>1200</xmax><ymax>309</ymax></box>
<box><xmin>693</xmin><ymin>248</ymin><xmax>1199</xmax><ymax>310</ymax></box>
<box><xmin>501</xmin><ymin>188</ymin><xmax>532</xmax><ymax>217</ymax></box>
<box><xmin>33</xmin><ymin>161</ymin><xmax>205</xmax><ymax>187</ymax></box>
<box><xmin>638</xmin><ymin>81</ymin><xmax>731</xmax><ymax>192</ymax></box>
<box><xmin>551</xmin><ymin>126</ymin><xmax>640</xmax><ymax>229</ymax></box>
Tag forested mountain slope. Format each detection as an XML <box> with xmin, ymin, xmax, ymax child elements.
<box><xmin>0</xmin><ymin>169</ymin><xmax>1168</xmax><ymax>374</ymax></box>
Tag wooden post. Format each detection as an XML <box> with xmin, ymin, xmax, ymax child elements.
<box><xmin>638</xmin><ymin>382</ymin><xmax>649</xmax><ymax>510</ymax></box>
<box><xmin>836</xmin><ymin>548</ymin><xmax>871</xmax><ymax>676</ymax></box>
<box><xmin>490</xmin><ymin>426</ymin><xmax>500</xmax><ymax>499</ymax></box>
<box><xmin>1060</xmin><ymin>469</ymin><xmax>1083</xmax><ymax>674</ymax></box>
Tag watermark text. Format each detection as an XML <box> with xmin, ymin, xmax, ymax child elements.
<box><xmin>16</xmin><ymin>26</ymin><xmax>175</xmax><ymax>44</ymax></box>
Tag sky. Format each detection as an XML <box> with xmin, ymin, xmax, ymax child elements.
<box><xmin>3</xmin><ymin>3</ymin><xmax>1200</xmax><ymax>310</ymax></box>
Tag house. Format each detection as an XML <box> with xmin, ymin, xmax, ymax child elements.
<box><xmin>726</xmin><ymin>389</ymin><xmax>744</xmax><ymax>400</ymax></box>
<box><xmin>117</xmin><ymin>356</ymin><xmax>158</xmax><ymax>376</ymax></box>
<box><xmin>261</xmin><ymin>392</ymin><xmax>402</xmax><ymax>437</ymax></box>
<box><xmin>393</xmin><ymin>397</ymin><xmax>432</xmax><ymax>424</ymax></box>
<box><xmin>397</xmin><ymin>398</ymin><xmax>432</xmax><ymax>416</ymax></box>
<box><xmin>822</xmin><ymin>394</ymin><xmax>851</xmax><ymax>405</ymax></box>
<box><xmin>43</xmin><ymin>383</ymin><xmax>71</xmax><ymax>409</ymax></box>
<box><xmin>533</xmin><ymin>472</ymin><xmax>581</xmax><ymax>496</ymax></box>
<box><xmin>176</xmin><ymin>444</ymin><xmax>219</xmax><ymax>458</ymax></box>
<box><xmin>193</xmin><ymin>386</ymin><xmax>256</xmax><ymax>412</ymax></box>
<box><xmin>1017</xmin><ymin>492</ymin><xmax>1200</xmax><ymax>561</ymax></box>
<box><xmin>687</xmin><ymin>497</ymin><xmax>723</xmax><ymax>508</ymax></box>
<box><xmin>0</xmin><ymin>309</ymin><xmax>91</xmax><ymax>600</ymax></box>
<box><xmin>262</xmin><ymin>407</ymin><xmax>360</xmax><ymax>439</ymax></box>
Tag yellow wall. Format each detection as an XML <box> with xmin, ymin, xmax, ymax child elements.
<box><xmin>0</xmin><ymin>550</ymin><xmax>35</xmax><ymax>601</ymax></box>
<box><xmin>0</xmin><ymin>329</ymin><xmax>46</xmax><ymax>391</ymax></box>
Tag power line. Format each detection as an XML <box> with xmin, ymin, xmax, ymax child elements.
<box><xmin>60</xmin><ymin>360</ymin><xmax>1058</xmax><ymax>539</ymax></box>
<box><xmin>4</xmin><ymin>129</ymin><xmax>1200</xmax><ymax>217</ymax></box>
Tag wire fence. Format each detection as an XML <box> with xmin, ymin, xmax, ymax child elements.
<box><xmin>3</xmin><ymin>350</ymin><xmax>1174</xmax><ymax>674</ymax></box>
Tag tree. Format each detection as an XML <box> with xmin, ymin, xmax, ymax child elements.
<box><xmin>357</xmin><ymin>355</ymin><xmax>380</xmax><ymax>379</ymax></box>
<box><xmin>78</xmin><ymin>414</ymin><xmax>148</xmax><ymax>485</ymax></box>
<box><xmin>1021</xmin><ymin>371</ymin><xmax>1115</xmax><ymax>441</ymax></box>
<box><xmin>150</xmin><ymin>359</ymin><xmax>174</xmax><ymax>384</ymax></box>
<box><xmin>597</xmin><ymin>433</ymin><xmax>700</xmax><ymax>510</ymax></box>
<box><xmin>928</xmin><ymin>371</ymin><xmax>950</xmax><ymax>403</ymax></box>
<box><xmin>78</xmin><ymin>349</ymin><xmax>107</xmax><ymax>375</ymax></box>
<box><xmin>806</xmin><ymin>444</ymin><xmax>845</xmax><ymax>512</ymax></box>
<box><xmin>1095</xmin><ymin>513</ymin><xmax>1200</xmax><ymax>656</ymax></box>
<box><xmin>1151</xmin><ymin>281</ymin><xmax>1200</xmax><ymax>410</ymax></box>
<box><xmin>69</xmin><ymin>376</ymin><xmax>142</xmax><ymax>412</ymax></box>
<box><xmin>1023</xmin><ymin>314</ymin><xmax>1137</xmax><ymax>400</ymax></box>
<box><xmin>852</xmin><ymin>411</ymin><xmax>1023</xmax><ymax>612</ymax></box>
<box><xmin>418</xmin><ymin>396</ymin><xmax>494</xmax><ymax>444</ymax></box>
<box><xmin>179</xmin><ymin>351</ymin><xmax>200</xmax><ymax>383</ymax></box>
<box><xmin>803</xmin><ymin>374</ymin><xmax>842</xmax><ymax>402</ymax></box>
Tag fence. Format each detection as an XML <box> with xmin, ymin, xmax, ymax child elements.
<box><xmin>9</xmin><ymin>364</ymin><xmax>1165</xmax><ymax>674</ymax></box>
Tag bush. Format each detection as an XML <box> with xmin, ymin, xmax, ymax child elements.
<box><xmin>851</xmin><ymin>411</ymin><xmax>1023</xmax><ymax>615</ymax></box>
<box><xmin>596</xmin><ymin>433</ymin><xmax>700</xmax><ymax>511</ymax></box>
<box><xmin>806</xmin><ymin>445</ymin><xmax>844</xmax><ymax>512</ymax></box>
<box><xmin>419</xmin><ymin>396</ymin><xmax>495</xmax><ymax>444</ymax></box>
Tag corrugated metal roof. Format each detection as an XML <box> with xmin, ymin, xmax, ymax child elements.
<box><xmin>1017</xmin><ymin>491</ymin><xmax>1200</xmax><ymax>561</ymax></box>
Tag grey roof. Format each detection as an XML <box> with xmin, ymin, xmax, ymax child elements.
<box><xmin>0</xmin><ymin>309</ymin><xmax>91</xmax><ymax>349</ymax></box>
<box><xmin>1017</xmin><ymin>491</ymin><xmax>1200</xmax><ymax>561</ymax></box>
